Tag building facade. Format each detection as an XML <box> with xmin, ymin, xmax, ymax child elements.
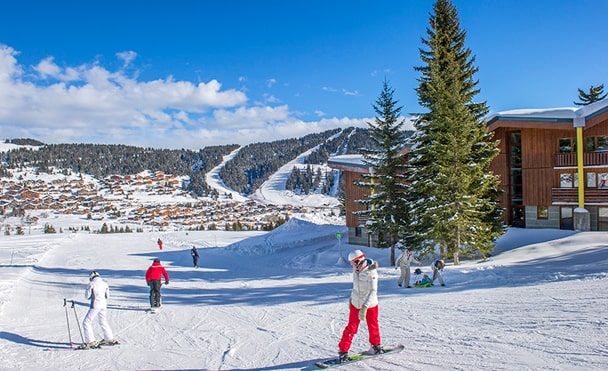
<box><xmin>329</xmin><ymin>99</ymin><xmax>608</xmax><ymax>246</ymax></box>
<box><xmin>487</xmin><ymin>99</ymin><xmax>608</xmax><ymax>231</ymax></box>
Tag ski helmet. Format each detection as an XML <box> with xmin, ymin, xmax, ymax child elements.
<box><xmin>348</xmin><ymin>250</ymin><xmax>368</xmax><ymax>272</ymax></box>
<box><xmin>348</xmin><ymin>250</ymin><xmax>365</xmax><ymax>263</ymax></box>
<box><xmin>89</xmin><ymin>271</ymin><xmax>100</xmax><ymax>281</ymax></box>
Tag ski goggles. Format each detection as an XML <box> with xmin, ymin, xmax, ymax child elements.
<box><xmin>350</xmin><ymin>258</ymin><xmax>368</xmax><ymax>273</ymax></box>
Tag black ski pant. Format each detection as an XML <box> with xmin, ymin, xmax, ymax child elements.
<box><xmin>193</xmin><ymin>255</ymin><xmax>199</xmax><ymax>267</ymax></box>
<box><xmin>148</xmin><ymin>280</ymin><xmax>162</xmax><ymax>307</ymax></box>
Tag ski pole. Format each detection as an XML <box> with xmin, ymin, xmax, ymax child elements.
<box><xmin>63</xmin><ymin>298</ymin><xmax>73</xmax><ymax>348</ymax></box>
<box><xmin>70</xmin><ymin>300</ymin><xmax>85</xmax><ymax>344</ymax></box>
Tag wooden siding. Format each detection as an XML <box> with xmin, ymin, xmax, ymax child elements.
<box><xmin>489</xmin><ymin>127</ymin><xmax>510</xmax><ymax>208</ymax></box>
<box><xmin>343</xmin><ymin>171</ymin><xmax>369</xmax><ymax>228</ymax></box>
<box><xmin>585</xmin><ymin>110</ymin><xmax>608</xmax><ymax>131</ymax></box>
<box><xmin>552</xmin><ymin>188</ymin><xmax>608</xmax><ymax>204</ymax></box>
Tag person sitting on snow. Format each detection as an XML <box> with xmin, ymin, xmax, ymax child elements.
<box><xmin>414</xmin><ymin>274</ymin><xmax>432</xmax><ymax>288</ymax></box>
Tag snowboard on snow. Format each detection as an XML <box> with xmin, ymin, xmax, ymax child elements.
<box><xmin>314</xmin><ymin>344</ymin><xmax>404</xmax><ymax>369</ymax></box>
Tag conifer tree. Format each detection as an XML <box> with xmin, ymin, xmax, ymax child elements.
<box><xmin>355</xmin><ymin>79</ymin><xmax>409</xmax><ymax>265</ymax></box>
<box><xmin>405</xmin><ymin>0</ymin><xmax>504</xmax><ymax>264</ymax></box>
<box><xmin>574</xmin><ymin>84</ymin><xmax>607</xmax><ymax>106</ymax></box>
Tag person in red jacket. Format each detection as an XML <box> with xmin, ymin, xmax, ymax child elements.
<box><xmin>145</xmin><ymin>258</ymin><xmax>169</xmax><ymax>308</ymax></box>
<box><xmin>157</xmin><ymin>238</ymin><xmax>163</xmax><ymax>250</ymax></box>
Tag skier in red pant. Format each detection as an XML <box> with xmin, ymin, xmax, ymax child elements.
<box><xmin>337</xmin><ymin>250</ymin><xmax>385</xmax><ymax>363</ymax></box>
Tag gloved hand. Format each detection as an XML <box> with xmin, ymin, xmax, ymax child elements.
<box><xmin>358</xmin><ymin>306</ymin><xmax>367</xmax><ymax>321</ymax></box>
<box><xmin>165</xmin><ymin>281</ymin><xmax>169</xmax><ymax>285</ymax></box>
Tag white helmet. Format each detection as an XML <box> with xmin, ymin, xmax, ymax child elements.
<box><xmin>348</xmin><ymin>249</ymin><xmax>365</xmax><ymax>262</ymax></box>
<box><xmin>89</xmin><ymin>271</ymin><xmax>100</xmax><ymax>281</ymax></box>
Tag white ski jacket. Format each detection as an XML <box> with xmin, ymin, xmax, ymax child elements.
<box><xmin>395</xmin><ymin>251</ymin><xmax>420</xmax><ymax>268</ymax></box>
<box><xmin>85</xmin><ymin>276</ymin><xmax>110</xmax><ymax>309</ymax></box>
<box><xmin>350</xmin><ymin>260</ymin><xmax>379</xmax><ymax>309</ymax></box>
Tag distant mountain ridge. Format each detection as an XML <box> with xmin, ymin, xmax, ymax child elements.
<box><xmin>1</xmin><ymin>128</ymin><xmax>403</xmax><ymax>201</ymax></box>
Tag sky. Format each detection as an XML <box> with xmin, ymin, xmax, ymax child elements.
<box><xmin>1</xmin><ymin>0</ymin><xmax>607</xmax><ymax>150</ymax></box>
<box><xmin>0</xmin><ymin>214</ymin><xmax>606</xmax><ymax>370</ymax></box>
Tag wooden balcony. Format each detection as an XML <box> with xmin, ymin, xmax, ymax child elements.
<box><xmin>554</xmin><ymin>151</ymin><xmax>608</xmax><ymax>167</ymax></box>
<box><xmin>551</xmin><ymin>188</ymin><xmax>608</xmax><ymax>203</ymax></box>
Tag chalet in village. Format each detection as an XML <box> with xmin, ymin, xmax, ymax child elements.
<box><xmin>329</xmin><ymin>98</ymin><xmax>608</xmax><ymax>246</ymax></box>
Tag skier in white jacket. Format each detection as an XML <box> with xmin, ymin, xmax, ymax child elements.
<box><xmin>82</xmin><ymin>271</ymin><xmax>117</xmax><ymax>347</ymax></box>
<box><xmin>395</xmin><ymin>247</ymin><xmax>422</xmax><ymax>288</ymax></box>
<box><xmin>337</xmin><ymin>250</ymin><xmax>385</xmax><ymax>362</ymax></box>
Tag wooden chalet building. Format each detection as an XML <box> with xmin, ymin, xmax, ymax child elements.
<box><xmin>329</xmin><ymin>98</ymin><xmax>608</xmax><ymax>246</ymax></box>
<box><xmin>327</xmin><ymin>155</ymin><xmax>373</xmax><ymax>246</ymax></box>
<box><xmin>487</xmin><ymin>98</ymin><xmax>608</xmax><ymax>231</ymax></box>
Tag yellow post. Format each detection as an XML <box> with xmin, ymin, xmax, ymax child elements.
<box><xmin>576</xmin><ymin>127</ymin><xmax>584</xmax><ymax>208</ymax></box>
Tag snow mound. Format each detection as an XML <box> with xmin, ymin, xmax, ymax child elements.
<box><xmin>226</xmin><ymin>217</ymin><xmax>346</xmax><ymax>257</ymax></box>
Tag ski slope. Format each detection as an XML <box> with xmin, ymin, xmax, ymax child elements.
<box><xmin>0</xmin><ymin>216</ymin><xmax>606</xmax><ymax>370</ymax></box>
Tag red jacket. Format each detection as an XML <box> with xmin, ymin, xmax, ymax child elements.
<box><xmin>146</xmin><ymin>261</ymin><xmax>169</xmax><ymax>283</ymax></box>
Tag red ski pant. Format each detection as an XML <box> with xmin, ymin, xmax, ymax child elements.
<box><xmin>338</xmin><ymin>303</ymin><xmax>380</xmax><ymax>353</ymax></box>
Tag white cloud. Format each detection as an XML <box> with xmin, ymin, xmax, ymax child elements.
<box><xmin>266</xmin><ymin>78</ymin><xmax>277</xmax><ymax>88</ymax></box>
<box><xmin>321</xmin><ymin>86</ymin><xmax>337</xmax><ymax>92</ymax></box>
<box><xmin>342</xmin><ymin>88</ymin><xmax>360</xmax><ymax>96</ymax></box>
<box><xmin>116</xmin><ymin>50</ymin><xmax>137</xmax><ymax>68</ymax></box>
<box><xmin>0</xmin><ymin>45</ymin><xmax>371</xmax><ymax>149</ymax></box>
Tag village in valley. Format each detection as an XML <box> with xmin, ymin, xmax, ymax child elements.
<box><xmin>0</xmin><ymin>167</ymin><xmax>310</xmax><ymax>235</ymax></box>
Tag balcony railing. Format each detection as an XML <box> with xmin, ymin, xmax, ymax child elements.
<box><xmin>554</xmin><ymin>151</ymin><xmax>608</xmax><ymax>167</ymax></box>
<box><xmin>551</xmin><ymin>188</ymin><xmax>608</xmax><ymax>203</ymax></box>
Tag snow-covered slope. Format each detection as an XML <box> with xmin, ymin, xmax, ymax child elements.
<box><xmin>0</xmin><ymin>218</ymin><xmax>606</xmax><ymax>370</ymax></box>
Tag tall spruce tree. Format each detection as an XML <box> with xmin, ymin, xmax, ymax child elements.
<box><xmin>574</xmin><ymin>84</ymin><xmax>607</xmax><ymax>106</ymax></box>
<box><xmin>354</xmin><ymin>79</ymin><xmax>409</xmax><ymax>265</ymax></box>
<box><xmin>404</xmin><ymin>0</ymin><xmax>504</xmax><ymax>264</ymax></box>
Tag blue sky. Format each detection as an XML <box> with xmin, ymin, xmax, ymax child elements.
<box><xmin>1</xmin><ymin>0</ymin><xmax>607</xmax><ymax>149</ymax></box>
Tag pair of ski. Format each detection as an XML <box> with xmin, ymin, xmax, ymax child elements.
<box><xmin>315</xmin><ymin>344</ymin><xmax>404</xmax><ymax>369</ymax></box>
<box><xmin>43</xmin><ymin>339</ymin><xmax>119</xmax><ymax>351</ymax></box>
<box><xmin>76</xmin><ymin>339</ymin><xmax>120</xmax><ymax>350</ymax></box>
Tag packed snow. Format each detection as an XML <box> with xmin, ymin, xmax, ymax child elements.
<box><xmin>0</xmin><ymin>213</ymin><xmax>606</xmax><ymax>370</ymax></box>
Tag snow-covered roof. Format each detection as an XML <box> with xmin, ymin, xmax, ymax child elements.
<box><xmin>327</xmin><ymin>154</ymin><xmax>366</xmax><ymax>168</ymax></box>
<box><xmin>486</xmin><ymin>98</ymin><xmax>608</xmax><ymax>126</ymax></box>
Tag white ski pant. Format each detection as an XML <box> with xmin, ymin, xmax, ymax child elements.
<box><xmin>82</xmin><ymin>307</ymin><xmax>113</xmax><ymax>343</ymax></box>
<box><xmin>397</xmin><ymin>266</ymin><xmax>411</xmax><ymax>287</ymax></box>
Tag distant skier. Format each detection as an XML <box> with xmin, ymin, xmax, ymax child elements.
<box><xmin>82</xmin><ymin>271</ymin><xmax>118</xmax><ymax>348</ymax></box>
<box><xmin>394</xmin><ymin>246</ymin><xmax>422</xmax><ymax>288</ymax></box>
<box><xmin>337</xmin><ymin>250</ymin><xmax>385</xmax><ymax>363</ymax></box>
<box><xmin>157</xmin><ymin>238</ymin><xmax>163</xmax><ymax>250</ymax></box>
<box><xmin>191</xmin><ymin>246</ymin><xmax>199</xmax><ymax>268</ymax></box>
<box><xmin>431</xmin><ymin>259</ymin><xmax>446</xmax><ymax>286</ymax></box>
<box><xmin>145</xmin><ymin>258</ymin><xmax>170</xmax><ymax>308</ymax></box>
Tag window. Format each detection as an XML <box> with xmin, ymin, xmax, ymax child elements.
<box><xmin>355</xmin><ymin>227</ymin><xmax>362</xmax><ymax>237</ymax></box>
<box><xmin>559</xmin><ymin>138</ymin><xmax>573</xmax><ymax>153</ymax></box>
<box><xmin>587</xmin><ymin>172</ymin><xmax>597</xmax><ymax>188</ymax></box>
<box><xmin>560</xmin><ymin>207</ymin><xmax>573</xmax><ymax>230</ymax></box>
<box><xmin>585</xmin><ymin>137</ymin><xmax>596</xmax><ymax>152</ymax></box>
<box><xmin>600</xmin><ymin>173</ymin><xmax>608</xmax><ymax>189</ymax></box>
<box><xmin>582</xmin><ymin>136</ymin><xmax>608</xmax><ymax>152</ymax></box>
<box><xmin>537</xmin><ymin>206</ymin><xmax>548</xmax><ymax>220</ymax></box>
<box><xmin>599</xmin><ymin>208</ymin><xmax>608</xmax><ymax>231</ymax></box>
<box><xmin>560</xmin><ymin>173</ymin><xmax>573</xmax><ymax>188</ymax></box>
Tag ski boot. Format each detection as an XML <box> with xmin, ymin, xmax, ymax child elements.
<box><xmin>372</xmin><ymin>344</ymin><xmax>386</xmax><ymax>354</ymax></box>
<box><xmin>338</xmin><ymin>351</ymin><xmax>349</xmax><ymax>363</ymax></box>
